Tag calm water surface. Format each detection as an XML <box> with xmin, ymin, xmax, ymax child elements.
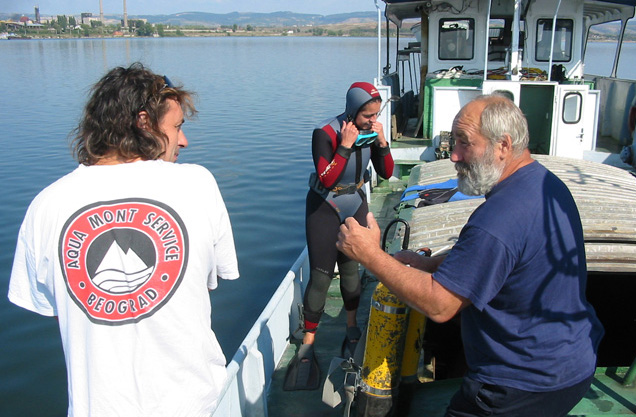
<box><xmin>0</xmin><ymin>37</ymin><xmax>633</xmax><ymax>416</ymax></box>
<box><xmin>0</xmin><ymin>36</ymin><xmax>398</xmax><ymax>416</ymax></box>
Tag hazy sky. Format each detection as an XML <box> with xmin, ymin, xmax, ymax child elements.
<box><xmin>3</xmin><ymin>0</ymin><xmax>384</xmax><ymax>16</ymax></box>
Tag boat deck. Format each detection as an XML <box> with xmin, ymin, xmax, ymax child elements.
<box><xmin>406</xmin><ymin>367</ymin><xmax>636</xmax><ymax>416</ymax></box>
<box><xmin>266</xmin><ymin>178</ymin><xmax>407</xmax><ymax>417</ymax></box>
<box><xmin>266</xmin><ymin>156</ymin><xmax>636</xmax><ymax>417</ymax></box>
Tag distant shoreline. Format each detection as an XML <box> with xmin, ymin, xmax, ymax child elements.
<box><xmin>1</xmin><ymin>26</ymin><xmax>408</xmax><ymax>40</ymax></box>
<box><xmin>3</xmin><ymin>35</ymin><xmax>630</xmax><ymax>42</ymax></box>
<box><xmin>1</xmin><ymin>33</ymin><xmax>399</xmax><ymax>40</ymax></box>
<box><xmin>2</xmin><ymin>20</ymin><xmax>411</xmax><ymax>40</ymax></box>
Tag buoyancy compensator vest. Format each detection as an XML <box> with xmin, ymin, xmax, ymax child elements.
<box><xmin>309</xmin><ymin>116</ymin><xmax>372</xmax><ymax>222</ymax></box>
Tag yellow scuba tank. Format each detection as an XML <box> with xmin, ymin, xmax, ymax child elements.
<box><xmin>357</xmin><ymin>282</ymin><xmax>409</xmax><ymax>417</ymax></box>
<box><xmin>395</xmin><ymin>309</ymin><xmax>427</xmax><ymax>416</ymax></box>
<box><xmin>395</xmin><ymin>247</ymin><xmax>431</xmax><ymax>415</ymax></box>
<box><xmin>400</xmin><ymin>309</ymin><xmax>426</xmax><ymax>381</ymax></box>
<box><xmin>357</xmin><ymin>219</ymin><xmax>413</xmax><ymax>417</ymax></box>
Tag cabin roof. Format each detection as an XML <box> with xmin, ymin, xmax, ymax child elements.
<box><xmin>382</xmin><ymin>0</ymin><xmax>636</xmax><ymax>26</ymax></box>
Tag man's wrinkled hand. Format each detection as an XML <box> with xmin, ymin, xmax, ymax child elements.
<box><xmin>336</xmin><ymin>212</ymin><xmax>382</xmax><ymax>263</ymax></box>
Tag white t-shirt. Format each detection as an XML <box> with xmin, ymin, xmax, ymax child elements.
<box><xmin>9</xmin><ymin>160</ymin><xmax>239</xmax><ymax>417</ymax></box>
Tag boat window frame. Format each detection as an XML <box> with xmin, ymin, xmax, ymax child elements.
<box><xmin>535</xmin><ymin>18</ymin><xmax>574</xmax><ymax>62</ymax></box>
<box><xmin>562</xmin><ymin>92</ymin><xmax>582</xmax><ymax>124</ymax></box>
<box><xmin>488</xmin><ymin>18</ymin><xmax>526</xmax><ymax>62</ymax></box>
<box><xmin>438</xmin><ymin>17</ymin><xmax>475</xmax><ymax>61</ymax></box>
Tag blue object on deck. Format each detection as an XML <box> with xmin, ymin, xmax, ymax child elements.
<box><xmin>400</xmin><ymin>179</ymin><xmax>483</xmax><ymax>204</ymax></box>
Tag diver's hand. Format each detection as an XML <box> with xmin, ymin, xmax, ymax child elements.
<box><xmin>337</xmin><ymin>212</ymin><xmax>383</xmax><ymax>263</ymax></box>
<box><xmin>371</xmin><ymin>121</ymin><xmax>388</xmax><ymax>147</ymax></box>
<box><xmin>341</xmin><ymin>120</ymin><xmax>359</xmax><ymax>149</ymax></box>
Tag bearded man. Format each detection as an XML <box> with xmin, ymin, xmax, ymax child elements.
<box><xmin>336</xmin><ymin>95</ymin><xmax>603</xmax><ymax>417</ymax></box>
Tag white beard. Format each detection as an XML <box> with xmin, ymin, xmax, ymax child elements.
<box><xmin>455</xmin><ymin>145</ymin><xmax>504</xmax><ymax>196</ymax></box>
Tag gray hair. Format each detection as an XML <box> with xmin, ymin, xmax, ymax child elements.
<box><xmin>476</xmin><ymin>94</ymin><xmax>529</xmax><ymax>156</ymax></box>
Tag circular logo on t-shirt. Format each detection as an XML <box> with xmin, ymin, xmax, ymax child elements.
<box><xmin>59</xmin><ymin>198</ymin><xmax>189</xmax><ymax>325</ymax></box>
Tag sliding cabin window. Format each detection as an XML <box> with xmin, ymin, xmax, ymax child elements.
<box><xmin>535</xmin><ymin>19</ymin><xmax>573</xmax><ymax>62</ymax></box>
<box><xmin>439</xmin><ymin>18</ymin><xmax>475</xmax><ymax>60</ymax></box>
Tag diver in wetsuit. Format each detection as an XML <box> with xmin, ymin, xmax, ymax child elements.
<box><xmin>284</xmin><ymin>82</ymin><xmax>394</xmax><ymax>391</ymax></box>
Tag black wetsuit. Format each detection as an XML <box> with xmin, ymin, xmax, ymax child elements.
<box><xmin>303</xmin><ymin>115</ymin><xmax>393</xmax><ymax>331</ymax></box>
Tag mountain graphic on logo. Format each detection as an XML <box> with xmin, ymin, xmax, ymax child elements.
<box><xmin>92</xmin><ymin>241</ymin><xmax>154</xmax><ymax>294</ymax></box>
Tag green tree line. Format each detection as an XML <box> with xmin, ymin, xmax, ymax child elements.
<box><xmin>2</xmin><ymin>15</ymin><xmax>402</xmax><ymax>39</ymax></box>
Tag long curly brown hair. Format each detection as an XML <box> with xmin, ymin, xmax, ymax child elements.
<box><xmin>72</xmin><ymin>62</ymin><xmax>197</xmax><ymax>165</ymax></box>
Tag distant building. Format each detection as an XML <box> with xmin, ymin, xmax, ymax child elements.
<box><xmin>81</xmin><ymin>13</ymin><xmax>93</xmax><ymax>25</ymax></box>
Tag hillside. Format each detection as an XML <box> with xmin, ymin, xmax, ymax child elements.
<box><xmin>1</xmin><ymin>10</ymin><xmax>634</xmax><ymax>40</ymax></box>
<box><xmin>124</xmin><ymin>11</ymin><xmax>634</xmax><ymax>40</ymax></box>
<box><xmin>139</xmin><ymin>11</ymin><xmax>378</xmax><ymax>27</ymax></box>
<box><xmin>0</xmin><ymin>11</ymin><xmax>378</xmax><ymax>27</ymax></box>
<box><xmin>588</xmin><ymin>19</ymin><xmax>636</xmax><ymax>40</ymax></box>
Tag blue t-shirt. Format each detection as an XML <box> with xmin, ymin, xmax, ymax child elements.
<box><xmin>433</xmin><ymin>161</ymin><xmax>604</xmax><ymax>391</ymax></box>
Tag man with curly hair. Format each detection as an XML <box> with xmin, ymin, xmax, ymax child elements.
<box><xmin>9</xmin><ymin>63</ymin><xmax>239</xmax><ymax>416</ymax></box>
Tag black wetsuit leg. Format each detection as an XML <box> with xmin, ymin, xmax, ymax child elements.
<box><xmin>337</xmin><ymin>259</ymin><xmax>361</xmax><ymax>311</ymax></box>
<box><xmin>304</xmin><ymin>190</ymin><xmax>368</xmax><ymax>328</ymax></box>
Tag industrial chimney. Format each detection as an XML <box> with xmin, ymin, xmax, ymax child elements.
<box><xmin>99</xmin><ymin>0</ymin><xmax>104</xmax><ymax>24</ymax></box>
<box><xmin>123</xmin><ymin>0</ymin><xmax>128</xmax><ymax>30</ymax></box>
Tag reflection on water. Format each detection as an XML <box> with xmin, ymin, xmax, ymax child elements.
<box><xmin>584</xmin><ymin>41</ymin><xmax>636</xmax><ymax>79</ymax></box>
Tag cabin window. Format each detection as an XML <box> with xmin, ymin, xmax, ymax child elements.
<box><xmin>562</xmin><ymin>92</ymin><xmax>582</xmax><ymax>124</ymax></box>
<box><xmin>488</xmin><ymin>18</ymin><xmax>525</xmax><ymax>62</ymax></box>
<box><xmin>535</xmin><ymin>19</ymin><xmax>573</xmax><ymax>62</ymax></box>
<box><xmin>439</xmin><ymin>18</ymin><xmax>474</xmax><ymax>60</ymax></box>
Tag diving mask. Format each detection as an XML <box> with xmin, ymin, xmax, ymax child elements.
<box><xmin>355</xmin><ymin>130</ymin><xmax>378</xmax><ymax>146</ymax></box>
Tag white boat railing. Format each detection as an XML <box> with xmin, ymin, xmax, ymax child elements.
<box><xmin>210</xmin><ymin>247</ymin><xmax>309</xmax><ymax>417</ymax></box>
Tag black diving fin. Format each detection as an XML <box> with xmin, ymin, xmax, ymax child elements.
<box><xmin>283</xmin><ymin>343</ymin><xmax>321</xmax><ymax>391</ymax></box>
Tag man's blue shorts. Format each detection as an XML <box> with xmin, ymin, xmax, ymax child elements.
<box><xmin>445</xmin><ymin>374</ymin><xmax>594</xmax><ymax>417</ymax></box>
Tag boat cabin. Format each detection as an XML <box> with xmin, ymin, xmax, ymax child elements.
<box><xmin>380</xmin><ymin>0</ymin><xmax>636</xmax><ymax>162</ymax></box>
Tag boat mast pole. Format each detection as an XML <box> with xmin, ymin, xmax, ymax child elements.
<box><xmin>610</xmin><ymin>19</ymin><xmax>628</xmax><ymax>78</ymax></box>
<box><xmin>483</xmin><ymin>0</ymin><xmax>493</xmax><ymax>82</ymax></box>
<box><xmin>548</xmin><ymin>0</ymin><xmax>562</xmax><ymax>81</ymax></box>
<box><xmin>375</xmin><ymin>0</ymin><xmax>382</xmax><ymax>81</ymax></box>
<box><xmin>510</xmin><ymin>0</ymin><xmax>521</xmax><ymax>81</ymax></box>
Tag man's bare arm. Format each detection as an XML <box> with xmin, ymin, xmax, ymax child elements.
<box><xmin>337</xmin><ymin>212</ymin><xmax>470</xmax><ymax>322</ymax></box>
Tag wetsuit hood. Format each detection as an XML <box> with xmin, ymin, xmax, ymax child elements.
<box><xmin>345</xmin><ymin>82</ymin><xmax>381</xmax><ymax>121</ymax></box>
